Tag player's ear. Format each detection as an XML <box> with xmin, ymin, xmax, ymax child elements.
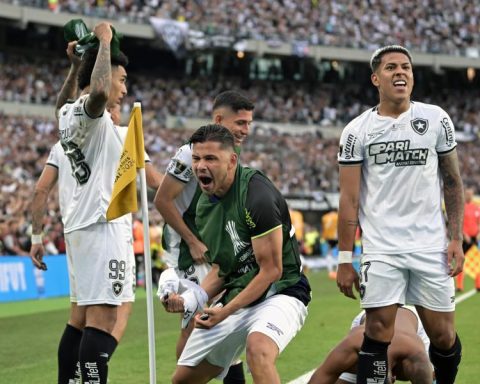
<box><xmin>213</xmin><ymin>113</ymin><xmax>222</xmax><ymax>125</ymax></box>
<box><xmin>371</xmin><ymin>72</ymin><xmax>379</xmax><ymax>87</ymax></box>
<box><xmin>228</xmin><ymin>153</ymin><xmax>237</xmax><ymax>169</ymax></box>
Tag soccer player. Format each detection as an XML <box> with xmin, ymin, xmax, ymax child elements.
<box><xmin>154</xmin><ymin>90</ymin><xmax>254</xmax><ymax>383</ymax></box>
<box><xmin>336</xmin><ymin>45</ymin><xmax>464</xmax><ymax>384</ymax></box>
<box><xmin>308</xmin><ymin>306</ymin><xmax>433</xmax><ymax>384</ymax></box>
<box><xmin>165</xmin><ymin>124</ymin><xmax>310</xmax><ymax>384</ymax></box>
<box><xmin>49</xmin><ymin>22</ymin><xmax>133</xmax><ymax>384</ymax></box>
<box><xmin>30</xmin><ymin>43</ymin><xmax>160</xmax><ymax>383</ymax></box>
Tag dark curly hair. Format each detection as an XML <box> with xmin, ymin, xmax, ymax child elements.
<box><xmin>77</xmin><ymin>50</ymin><xmax>129</xmax><ymax>90</ymax></box>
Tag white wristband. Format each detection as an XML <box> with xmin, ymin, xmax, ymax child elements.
<box><xmin>31</xmin><ymin>234</ymin><xmax>43</xmax><ymax>245</ymax></box>
<box><xmin>338</xmin><ymin>251</ymin><xmax>353</xmax><ymax>264</ymax></box>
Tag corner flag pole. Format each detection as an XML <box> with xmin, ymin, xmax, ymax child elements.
<box><xmin>135</xmin><ymin>102</ymin><xmax>157</xmax><ymax>384</ymax></box>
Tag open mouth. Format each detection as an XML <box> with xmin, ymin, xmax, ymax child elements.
<box><xmin>198</xmin><ymin>175</ymin><xmax>213</xmax><ymax>187</ymax></box>
<box><xmin>393</xmin><ymin>80</ymin><xmax>407</xmax><ymax>88</ymax></box>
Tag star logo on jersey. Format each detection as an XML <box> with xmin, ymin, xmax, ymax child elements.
<box><xmin>410</xmin><ymin>118</ymin><xmax>429</xmax><ymax>135</ymax></box>
<box><xmin>112</xmin><ymin>281</ymin><xmax>123</xmax><ymax>297</ymax></box>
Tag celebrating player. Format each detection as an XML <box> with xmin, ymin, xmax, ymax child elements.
<box><xmin>336</xmin><ymin>45</ymin><xmax>464</xmax><ymax>384</ymax></box>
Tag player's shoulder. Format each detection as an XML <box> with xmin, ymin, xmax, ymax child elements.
<box><xmin>343</xmin><ymin>107</ymin><xmax>375</xmax><ymax>134</ymax></box>
<box><xmin>411</xmin><ymin>101</ymin><xmax>448</xmax><ymax>117</ymax></box>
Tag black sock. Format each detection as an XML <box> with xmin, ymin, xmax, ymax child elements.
<box><xmin>79</xmin><ymin>327</ymin><xmax>118</xmax><ymax>384</ymax></box>
<box><xmin>429</xmin><ymin>334</ymin><xmax>462</xmax><ymax>384</ymax></box>
<box><xmin>223</xmin><ymin>361</ymin><xmax>246</xmax><ymax>384</ymax></box>
<box><xmin>58</xmin><ymin>324</ymin><xmax>83</xmax><ymax>384</ymax></box>
<box><xmin>356</xmin><ymin>333</ymin><xmax>390</xmax><ymax>384</ymax></box>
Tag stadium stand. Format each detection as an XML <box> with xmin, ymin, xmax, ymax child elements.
<box><xmin>0</xmin><ymin>1</ymin><xmax>479</xmax><ymax>254</ymax></box>
<box><xmin>2</xmin><ymin>0</ymin><xmax>480</xmax><ymax>55</ymax></box>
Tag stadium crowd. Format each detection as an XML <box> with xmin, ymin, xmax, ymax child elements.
<box><xmin>1</xmin><ymin>54</ymin><xmax>480</xmax><ymax>133</ymax></box>
<box><xmin>1</xmin><ymin>109</ymin><xmax>479</xmax><ymax>256</ymax></box>
<box><xmin>3</xmin><ymin>0</ymin><xmax>480</xmax><ymax>55</ymax></box>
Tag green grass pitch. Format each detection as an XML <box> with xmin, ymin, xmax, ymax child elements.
<box><xmin>1</xmin><ymin>270</ymin><xmax>478</xmax><ymax>383</ymax></box>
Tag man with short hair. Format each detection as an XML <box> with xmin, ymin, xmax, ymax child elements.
<box><xmin>168</xmin><ymin>124</ymin><xmax>310</xmax><ymax>384</ymax></box>
<box><xmin>336</xmin><ymin>45</ymin><xmax>464</xmax><ymax>384</ymax></box>
<box><xmin>48</xmin><ymin>22</ymin><xmax>134</xmax><ymax>384</ymax></box>
<box><xmin>155</xmin><ymin>90</ymin><xmax>254</xmax><ymax>383</ymax></box>
<box><xmin>30</xmin><ymin>41</ymin><xmax>160</xmax><ymax>383</ymax></box>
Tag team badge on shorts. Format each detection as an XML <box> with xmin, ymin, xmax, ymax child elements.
<box><xmin>410</xmin><ymin>118</ymin><xmax>429</xmax><ymax>135</ymax></box>
<box><xmin>112</xmin><ymin>281</ymin><xmax>124</xmax><ymax>297</ymax></box>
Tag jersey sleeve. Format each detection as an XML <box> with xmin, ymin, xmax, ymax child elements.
<box><xmin>245</xmin><ymin>174</ymin><xmax>283</xmax><ymax>239</ymax></box>
<box><xmin>59</xmin><ymin>94</ymin><xmax>106</xmax><ymax>147</ymax></box>
<box><xmin>165</xmin><ymin>144</ymin><xmax>194</xmax><ymax>183</ymax></box>
<box><xmin>338</xmin><ymin>123</ymin><xmax>364</xmax><ymax>166</ymax></box>
<box><xmin>436</xmin><ymin>109</ymin><xmax>457</xmax><ymax>155</ymax></box>
<box><xmin>46</xmin><ymin>142</ymin><xmax>62</xmax><ymax>168</ymax></box>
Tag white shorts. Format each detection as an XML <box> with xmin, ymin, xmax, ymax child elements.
<box><xmin>65</xmin><ymin>222</ymin><xmax>135</xmax><ymax>306</ymax></box>
<box><xmin>359</xmin><ymin>252</ymin><xmax>455</xmax><ymax>312</ymax></box>
<box><xmin>175</xmin><ymin>263</ymin><xmax>211</xmax><ymax>285</ymax></box>
<box><xmin>178</xmin><ymin>294</ymin><xmax>308</xmax><ymax>379</ymax></box>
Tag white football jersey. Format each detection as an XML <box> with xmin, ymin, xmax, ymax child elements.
<box><xmin>161</xmin><ymin>143</ymin><xmax>199</xmax><ymax>267</ymax></box>
<box><xmin>338</xmin><ymin>102</ymin><xmax>456</xmax><ymax>254</ymax></box>
<box><xmin>58</xmin><ymin>95</ymin><xmax>130</xmax><ymax>233</ymax></box>
<box><xmin>46</xmin><ymin>142</ymin><xmax>74</xmax><ymax>221</ymax></box>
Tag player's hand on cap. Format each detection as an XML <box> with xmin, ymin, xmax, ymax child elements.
<box><xmin>336</xmin><ymin>263</ymin><xmax>359</xmax><ymax>299</ymax></box>
<box><xmin>93</xmin><ymin>22</ymin><xmax>113</xmax><ymax>44</ymax></box>
<box><xmin>66</xmin><ymin>41</ymin><xmax>81</xmax><ymax>68</ymax></box>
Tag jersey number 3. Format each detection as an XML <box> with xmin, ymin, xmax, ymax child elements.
<box><xmin>61</xmin><ymin>141</ymin><xmax>91</xmax><ymax>184</ymax></box>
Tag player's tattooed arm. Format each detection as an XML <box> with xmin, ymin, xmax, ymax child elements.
<box><xmin>85</xmin><ymin>22</ymin><xmax>113</xmax><ymax>118</ymax></box>
<box><xmin>439</xmin><ymin>150</ymin><xmax>464</xmax><ymax>241</ymax></box>
<box><xmin>55</xmin><ymin>41</ymin><xmax>81</xmax><ymax>120</ymax></box>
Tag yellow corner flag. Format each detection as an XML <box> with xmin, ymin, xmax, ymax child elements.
<box><xmin>106</xmin><ymin>103</ymin><xmax>145</xmax><ymax>221</ymax></box>
<box><xmin>464</xmin><ymin>245</ymin><xmax>480</xmax><ymax>279</ymax></box>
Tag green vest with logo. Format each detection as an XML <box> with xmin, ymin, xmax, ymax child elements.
<box><xmin>196</xmin><ymin>165</ymin><xmax>302</xmax><ymax>305</ymax></box>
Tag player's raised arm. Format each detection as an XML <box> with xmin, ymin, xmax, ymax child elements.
<box><xmin>84</xmin><ymin>22</ymin><xmax>113</xmax><ymax>118</ymax></box>
<box><xmin>55</xmin><ymin>41</ymin><xmax>81</xmax><ymax>120</ymax></box>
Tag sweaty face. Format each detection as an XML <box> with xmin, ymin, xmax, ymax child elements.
<box><xmin>192</xmin><ymin>141</ymin><xmax>236</xmax><ymax>196</ymax></box>
<box><xmin>371</xmin><ymin>52</ymin><xmax>413</xmax><ymax>107</ymax></box>
<box><xmin>215</xmin><ymin>108</ymin><xmax>253</xmax><ymax>146</ymax></box>
<box><xmin>107</xmin><ymin>65</ymin><xmax>127</xmax><ymax>109</ymax></box>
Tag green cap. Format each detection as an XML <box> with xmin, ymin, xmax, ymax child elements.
<box><xmin>64</xmin><ymin>19</ymin><xmax>122</xmax><ymax>58</ymax></box>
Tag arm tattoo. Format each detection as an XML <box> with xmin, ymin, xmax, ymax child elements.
<box><xmin>347</xmin><ymin>220</ymin><xmax>359</xmax><ymax>227</ymax></box>
<box><xmin>87</xmin><ymin>42</ymin><xmax>111</xmax><ymax>116</ymax></box>
<box><xmin>55</xmin><ymin>66</ymin><xmax>79</xmax><ymax>117</ymax></box>
<box><xmin>439</xmin><ymin>151</ymin><xmax>464</xmax><ymax>240</ymax></box>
